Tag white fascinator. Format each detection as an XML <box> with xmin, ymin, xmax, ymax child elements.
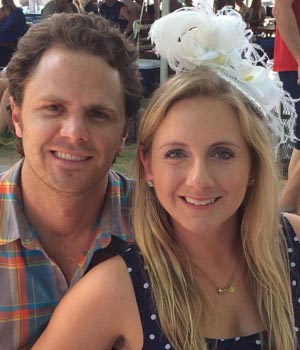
<box><xmin>149</xmin><ymin>2</ymin><xmax>298</xmax><ymax>148</ymax></box>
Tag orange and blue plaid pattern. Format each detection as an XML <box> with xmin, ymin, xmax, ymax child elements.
<box><xmin>0</xmin><ymin>160</ymin><xmax>134</xmax><ymax>349</ymax></box>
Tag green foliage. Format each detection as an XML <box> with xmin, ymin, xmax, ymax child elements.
<box><xmin>112</xmin><ymin>143</ymin><xmax>136</xmax><ymax>178</ymax></box>
<box><xmin>0</xmin><ymin>130</ymin><xmax>14</xmax><ymax>146</ymax></box>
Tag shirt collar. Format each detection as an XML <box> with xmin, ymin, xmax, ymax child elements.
<box><xmin>0</xmin><ymin>159</ymin><xmax>32</xmax><ymax>245</ymax></box>
<box><xmin>0</xmin><ymin>163</ymin><xmax>134</xmax><ymax>248</ymax></box>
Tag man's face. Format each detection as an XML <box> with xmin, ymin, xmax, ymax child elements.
<box><xmin>11</xmin><ymin>46</ymin><xmax>127</xmax><ymax>195</ymax></box>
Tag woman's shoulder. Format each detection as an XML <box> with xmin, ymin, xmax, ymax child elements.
<box><xmin>84</xmin><ymin>253</ymin><xmax>134</xmax><ymax>294</ymax></box>
<box><xmin>282</xmin><ymin>212</ymin><xmax>300</xmax><ymax>240</ymax></box>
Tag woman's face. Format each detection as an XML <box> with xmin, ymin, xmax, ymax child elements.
<box><xmin>142</xmin><ymin>96</ymin><xmax>252</xmax><ymax>238</ymax></box>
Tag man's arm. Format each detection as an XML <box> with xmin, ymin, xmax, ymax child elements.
<box><xmin>273</xmin><ymin>0</ymin><xmax>300</xmax><ymax>83</ymax></box>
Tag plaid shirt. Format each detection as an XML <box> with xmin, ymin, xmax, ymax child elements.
<box><xmin>0</xmin><ymin>159</ymin><xmax>135</xmax><ymax>350</ymax></box>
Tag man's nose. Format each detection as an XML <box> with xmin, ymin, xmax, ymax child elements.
<box><xmin>59</xmin><ymin>115</ymin><xmax>89</xmax><ymax>143</ymax></box>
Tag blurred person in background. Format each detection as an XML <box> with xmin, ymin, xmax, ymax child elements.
<box><xmin>0</xmin><ymin>0</ymin><xmax>26</xmax><ymax>68</ymax></box>
<box><xmin>273</xmin><ymin>0</ymin><xmax>300</xmax><ymax>214</ymax></box>
<box><xmin>41</xmin><ymin>0</ymin><xmax>74</xmax><ymax>18</ymax></box>
<box><xmin>244</xmin><ymin>0</ymin><xmax>266</xmax><ymax>28</ymax></box>
<box><xmin>84</xmin><ymin>0</ymin><xmax>99</xmax><ymax>13</ymax></box>
<box><xmin>235</xmin><ymin>0</ymin><xmax>249</xmax><ymax>20</ymax></box>
<box><xmin>99</xmin><ymin>0</ymin><xmax>137</xmax><ymax>36</ymax></box>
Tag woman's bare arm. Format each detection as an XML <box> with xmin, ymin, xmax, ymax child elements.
<box><xmin>33</xmin><ymin>255</ymin><xmax>142</xmax><ymax>350</ymax></box>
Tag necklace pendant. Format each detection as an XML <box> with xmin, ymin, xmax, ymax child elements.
<box><xmin>217</xmin><ymin>286</ymin><xmax>226</xmax><ymax>295</ymax></box>
<box><xmin>228</xmin><ymin>285</ymin><xmax>235</xmax><ymax>293</ymax></box>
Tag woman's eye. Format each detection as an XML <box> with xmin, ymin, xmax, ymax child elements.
<box><xmin>165</xmin><ymin>149</ymin><xmax>186</xmax><ymax>159</ymax></box>
<box><xmin>214</xmin><ymin>149</ymin><xmax>234</xmax><ymax>160</ymax></box>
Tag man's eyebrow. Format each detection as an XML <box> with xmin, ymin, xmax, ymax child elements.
<box><xmin>38</xmin><ymin>95</ymin><xmax>65</xmax><ymax>103</ymax></box>
<box><xmin>38</xmin><ymin>95</ymin><xmax>118</xmax><ymax>113</ymax></box>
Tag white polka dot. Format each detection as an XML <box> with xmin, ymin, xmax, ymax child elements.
<box><xmin>235</xmin><ymin>337</ymin><xmax>240</xmax><ymax>341</ymax></box>
<box><xmin>292</xmin><ymin>280</ymin><xmax>297</xmax><ymax>286</ymax></box>
<box><xmin>126</xmin><ymin>247</ymin><xmax>132</xmax><ymax>252</ymax></box>
<box><xmin>150</xmin><ymin>314</ymin><xmax>157</xmax><ymax>320</ymax></box>
<box><xmin>149</xmin><ymin>334</ymin><xmax>155</xmax><ymax>340</ymax></box>
<box><xmin>143</xmin><ymin>282</ymin><xmax>149</xmax><ymax>289</ymax></box>
<box><xmin>295</xmin><ymin>327</ymin><xmax>299</xmax><ymax>332</ymax></box>
<box><xmin>288</xmin><ymin>247</ymin><xmax>293</xmax><ymax>253</ymax></box>
<box><xmin>220</xmin><ymin>339</ymin><xmax>225</xmax><ymax>342</ymax></box>
<box><xmin>298</xmin><ymin>297</ymin><xmax>300</xmax><ymax>303</ymax></box>
<box><xmin>127</xmin><ymin>267</ymin><xmax>132</xmax><ymax>273</ymax></box>
<box><xmin>256</xmin><ymin>339</ymin><xmax>261</xmax><ymax>345</ymax></box>
<box><xmin>164</xmin><ymin>344</ymin><xmax>171</xmax><ymax>349</ymax></box>
<box><xmin>294</xmin><ymin>236</ymin><xmax>299</xmax><ymax>242</ymax></box>
<box><xmin>291</xmin><ymin>262</ymin><xmax>296</xmax><ymax>267</ymax></box>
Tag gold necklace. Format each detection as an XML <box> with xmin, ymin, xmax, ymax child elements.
<box><xmin>216</xmin><ymin>282</ymin><xmax>235</xmax><ymax>295</ymax></box>
<box><xmin>214</xmin><ymin>255</ymin><xmax>240</xmax><ymax>295</ymax></box>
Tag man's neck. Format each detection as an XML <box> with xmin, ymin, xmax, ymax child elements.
<box><xmin>20</xmin><ymin>163</ymin><xmax>109</xmax><ymax>283</ymax></box>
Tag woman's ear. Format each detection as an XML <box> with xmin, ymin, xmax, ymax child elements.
<box><xmin>139</xmin><ymin>145</ymin><xmax>153</xmax><ymax>182</ymax></box>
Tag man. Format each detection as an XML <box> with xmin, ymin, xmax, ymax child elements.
<box><xmin>99</xmin><ymin>0</ymin><xmax>137</xmax><ymax>36</ymax></box>
<box><xmin>273</xmin><ymin>0</ymin><xmax>300</xmax><ymax>213</ymax></box>
<box><xmin>0</xmin><ymin>13</ymin><xmax>141</xmax><ymax>349</ymax></box>
<box><xmin>41</xmin><ymin>0</ymin><xmax>74</xmax><ymax>18</ymax></box>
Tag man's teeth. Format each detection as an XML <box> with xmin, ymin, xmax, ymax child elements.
<box><xmin>185</xmin><ymin>197</ymin><xmax>215</xmax><ymax>206</ymax></box>
<box><xmin>54</xmin><ymin>152</ymin><xmax>87</xmax><ymax>161</ymax></box>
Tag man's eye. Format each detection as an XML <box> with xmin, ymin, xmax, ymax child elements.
<box><xmin>214</xmin><ymin>149</ymin><xmax>234</xmax><ymax>160</ymax></box>
<box><xmin>165</xmin><ymin>149</ymin><xmax>186</xmax><ymax>159</ymax></box>
<box><xmin>46</xmin><ymin>104</ymin><xmax>61</xmax><ymax>112</ymax></box>
<box><xmin>89</xmin><ymin>110</ymin><xmax>107</xmax><ymax>121</ymax></box>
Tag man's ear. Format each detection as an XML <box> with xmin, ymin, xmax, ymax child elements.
<box><xmin>139</xmin><ymin>145</ymin><xmax>152</xmax><ymax>182</ymax></box>
<box><xmin>10</xmin><ymin>97</ymin><xmax>23</xmax><ymax>138</ymax></box>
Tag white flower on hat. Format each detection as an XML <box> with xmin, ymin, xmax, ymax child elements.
<box><xmin>149</xmin><ymin>2</ymin><xmax>298</xmax><ymax>148</ymax></box>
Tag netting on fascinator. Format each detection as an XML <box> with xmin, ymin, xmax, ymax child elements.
<box><xmin>149</xmin><ymin>2</ymin><xmax>298</xmax><ymax>150</ymax></box>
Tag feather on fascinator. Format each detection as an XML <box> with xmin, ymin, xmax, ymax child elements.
<box><xmin>149</xmin><ymin>2</ymin><xmax>298</xmax><ymax>148</ymax></box>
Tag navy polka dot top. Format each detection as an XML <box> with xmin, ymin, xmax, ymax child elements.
<box><xmin>118</xmin><ymin>216</ymin><xmax>300</xmax><ymax>349</ymax></box>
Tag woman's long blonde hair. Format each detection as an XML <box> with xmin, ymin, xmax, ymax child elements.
<box><xmin>133</xmin><ymin>67</ymin><xmax>296</xmax><ymax>350</ymax></box>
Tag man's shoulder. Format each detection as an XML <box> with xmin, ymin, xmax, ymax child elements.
<box><xmin>42</xmin><ymin>0</ymin><xmax>56</xmax><ymax>16</ymax></box>
<box><xmin>109</xmin><ymin>169</ymin><xmax>134</xmax><ymax>186</ymax></box>
<box><xmin>0</xmin><ymin>160</ymin><xmax>24</xmax><ymax>243</ymax></box>
<box><xmin>0</xmin><ymin>160</ymin><xmax>22</xmax><ymax>183</ymax></box>
<box><xmin>0</xmin><ymin>160</ymin><xmax>23</xmax><ymax>205</ymax></box>
<box><xmin>43</xmin><ymin>0</ymin><xmax>55</xmax><ymax>8</ymax></box>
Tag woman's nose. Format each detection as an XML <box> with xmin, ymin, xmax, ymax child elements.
<box><xmin>185</xmin><ymin>159</ymin><xmax>215</xmax><ymax>188</ymax></box>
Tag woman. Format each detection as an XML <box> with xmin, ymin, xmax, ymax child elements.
<box><xmin>32</xmin><ymin>5</ymin><xmax>300</xmax><ymax>350</ymax></box>
<box><xmin>0</xmin><ymin>0</ymin><xmax>26</xmax><ymax>67</ymax></box>
<box><xmin>245</xmin><ymin>0</ymin><xmax>266</xmax><ymax>28</ymax></box>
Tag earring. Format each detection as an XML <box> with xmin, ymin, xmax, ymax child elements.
<box><xmin>248</xmin><ymin>178</ymin><xmax>255</xmax><ymax>187</ymax></box>
<box><xmin>147</xmin><ymin>180</ymin><xmax>154</xmax><ymax>188</ymax></box>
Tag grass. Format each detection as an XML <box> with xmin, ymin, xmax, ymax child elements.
<box><xmin>112</xmin><ymin>142</ymin><xmax>136</xmax><ymax>178</ymax></box>
<box><xmin>0</xmin><ymin>130</ymin><xmax>14</xmax><ymax>145</ymax></box>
